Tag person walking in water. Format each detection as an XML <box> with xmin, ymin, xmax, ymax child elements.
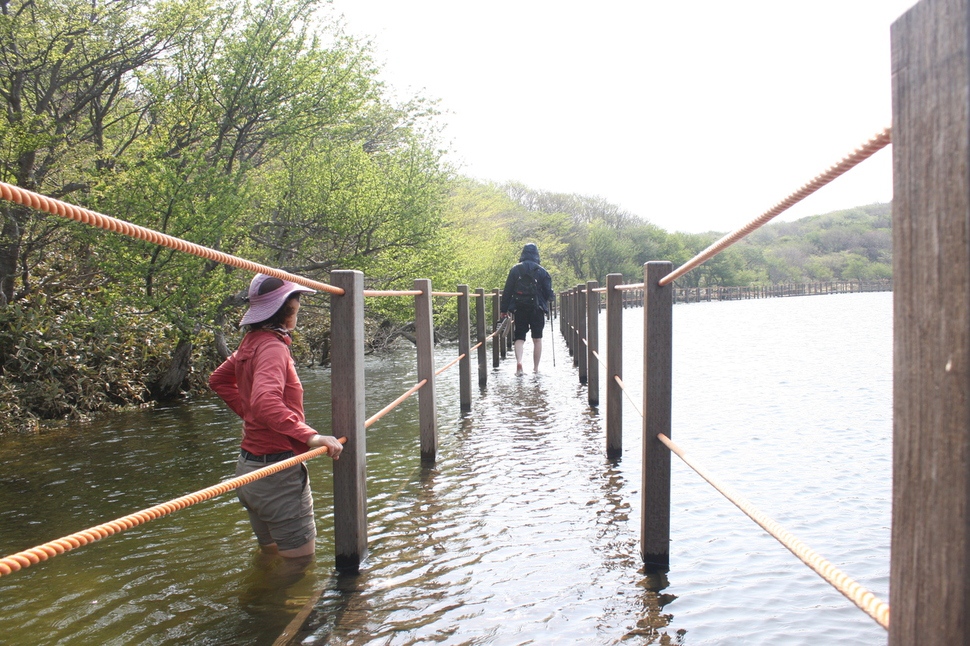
<box><xmin>210</xmin><ymin>273</ymin><xmax>343</xmax><ymax>562</ymax></box>
<box><xmin>500</xmin><ymin>243</ymin><xmax>555</xmax><ymax>374</ymax></box>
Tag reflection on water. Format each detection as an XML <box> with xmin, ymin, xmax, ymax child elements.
<box><xmin>0</xmin><ymin>293</ymin><xmax>890</xmax><ymax>645</ymax></box>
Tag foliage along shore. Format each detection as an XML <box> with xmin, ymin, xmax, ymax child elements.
<box><xmin>0</xmin><ymin>0</ymin><xmax>891</xmax><ymax>433</ymax></box>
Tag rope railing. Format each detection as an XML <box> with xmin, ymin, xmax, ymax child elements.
<box><xmin>0</xmin><ymin>356</ymin><xmax>457</xmax><ymax>579</ymax></box>
<box><xmin>365</xmin><ymin>380</ymin><xmax>428</xmax><ymax>428</ymax></box>
<box><xmin>0</xmin><ymin>438</ymin><xmax>346</xmax><ymax>577</ymax></box>
<box><xmin>435</xmin><ymin>354</ymin><xmax>465</xmax><ymax>376</ymax></box>
<box><xmin>364</xmin><ymin>289</ymin><xmax>424</xmax><ymax>297</ymax></box>
<box><xmin>657</xmin><ymin>433</ymin><xmax>890</xmax><ymax>630</ymax></box>
<box><xmin>567</xmin><ymin>311</ymin><xmax>889</xmax><ymax>629</ymax></box>
<box><xmin>0</xmin><ymin>180</ymin><xmax>475</xmax><ymax>303</ymax></box>
<box><xmin>659</xmin><ymin>127</ymin><xmax>892</xmax><ymax>287</ymax></box>
<box><xmin>613</xmin><ymin>375</ymin><xmax>643</xmax><ymax>418</ymax></box>
<box><xmin>0</xmin><ymin>181</ymin><xmax>346</xmax><ymax>296</ymax></box>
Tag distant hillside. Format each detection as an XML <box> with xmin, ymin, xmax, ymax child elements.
<box><xmin>737</xmin><ymin>203</ymin><xmax>892</xmax><ymax>284</ymax></box>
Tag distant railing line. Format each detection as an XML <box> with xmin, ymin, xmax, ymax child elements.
<box><xmin>659</xmin><ymin>127</ymin><xmax>892</xmax><ymax>286</ymax></box>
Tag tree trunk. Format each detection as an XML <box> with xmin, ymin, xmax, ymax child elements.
<box><xmin>150</xmin><ymin>338</ymin><xmax>193</xmax><ymax>401</ymax></box>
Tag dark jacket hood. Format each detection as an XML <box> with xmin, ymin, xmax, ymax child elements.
<box><xmin>519</xmin><ymin>243</ymin><xmax>540</xmax><ymax>265</ymax></box>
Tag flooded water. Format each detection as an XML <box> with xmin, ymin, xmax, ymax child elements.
<box><xmin>0</xmin><ymin>291</ymin><xmax>891</xmax><ymax>645</ymax></box>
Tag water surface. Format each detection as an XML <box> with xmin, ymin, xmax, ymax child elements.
<box><xmin>0</xmin><ymin>292</ymin><xmax>891</xmax><ymax>644</ymax></box>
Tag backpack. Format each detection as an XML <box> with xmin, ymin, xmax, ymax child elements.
<box><xmin>513</xmin><ymin>265</ymin><xmax>539</xmax><ymax>310</ymax></box>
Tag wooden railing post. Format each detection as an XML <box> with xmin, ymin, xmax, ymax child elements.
<box><xmin>457</xmin><ymin>285</ymin><xmax>472</xmax><ymax>412</ymax></box>
<box><xmin>330</xmin><ymin>270</ymin><xmax>367</xmax><ymax>572</ymax></box>
<box><xmin>492</xmin><ymin>289</ymin><xmax>501</xmax><ymax>369</ymax></box>
<box><xmin>586</xmin><ymin>280</ymin><xmax>600</xmax><ymax>407</ymax></box>
<box><xmin>641</xmin><ymin>261</ymin><xmax>673</xmax><ymax>572</ymax></box>
<box><xmin>577</xmin><ymin>283</ymin><xmax>588</xmax><ymax>383</ymax></box>
<box><xmin>891</xmin><ymin>1</ymin><xmax>970</xmax><ymax>642</ymax></box>
<box><xmin>570</xmin><ymin>286</ymin><xmax>579</xmax><ymax>369</ymax></box>
<box><xmin>559</xmin><ymin>292</ymin><xmax>566</xmax><ymax>339</ymax></box>
<box><xmin>475</xmin><ymin>288</ymin><xmax>487</xmax><ymax>387</ymax></box>
<box><xmin>605</xmin><ymin>273</ymin><xmax>623</xmax><ymax>458</ymax></box>
<box><xmin>414</xmin><ymin>278</ymin><xmax>437</xmax><ymax>461</ymax></box>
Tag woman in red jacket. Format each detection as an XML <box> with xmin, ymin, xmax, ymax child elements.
<box><xmin>210</xmin><ymin>274</ymin><xmax>343</xmax><ymax>559</ymax></box>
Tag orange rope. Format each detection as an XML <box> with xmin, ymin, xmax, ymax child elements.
<box><xmin>435</xmin><ymin>354</ymin><xmax>465</xmax><ymax>376</ymax></box>
<box><xmin>657</xmin><ymin>433</ymin><xmax>890</xmax><ymax>629</ymax></box>
<box><xmin>0</xmin><ymin>181</ymin><xmax>345</xmax><ymax>296</ymax></box>
<box><xmin>363</xmin><ymin>289</ymin><xmax>424</xmax><ymax>297</ymax></box>
<box><xmin>616</xmin><ymin>283</ymin><xmax>644</xmax><ymax>291</ymax></box>
<box><xmin>0</xmin><ymin>438</ymin><xmax>346</xmax><ymax>577</ymax></box>
<box><xmin>613</xmin><ymin>375</ymin><xmax>643</xmax><ymax>418</ymax></box>
<box><xmin>365</xmin><ymin>379</ymin><xmax>427</xmax><ymax>428</ymax></box>
<box><xmin>431</xmin><ymin>291</ymin><xmax>463</xmax><ymax>297</ymax></box>
<box><xmin>659</xmin><ymin>127</ymin><xmax>892</xmax><ymax>286</ymax></box>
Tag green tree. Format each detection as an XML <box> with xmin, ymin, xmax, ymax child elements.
<box><xmin>0</xmin><ymin>0</ymin><xmax>206</xmax><ymax>305</ymax></box>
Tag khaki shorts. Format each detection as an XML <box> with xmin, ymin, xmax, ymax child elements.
<box><xmin>235</xmin><ymin>455</ymin><xmax>315</xmax><ymax>552</ymax></box>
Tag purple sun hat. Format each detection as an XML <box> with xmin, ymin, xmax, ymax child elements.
<box><xmin>239</xmin><ymin>273</ymin><xmax>316</xmax><ymax>327</ymax></box>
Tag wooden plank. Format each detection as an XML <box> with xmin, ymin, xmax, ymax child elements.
<box><xmin>891</xmin><ymin>0</ymin><xmax>970</xmax><ymax>641</ymax></box>
<box><xmin>577</xmin><ymin>283</ymin><xmax>588</xmax><ymax>382</ymax></box>
<box><xmin>414</xmin><ymin>278</ymin><xmax>437</xmax><ymax>462</ymax></box>
<box><xmin>641</xmin><ymin>262</ymin><xmax>672</xmax><ymax>571</ymax></box>
<box><xmin>476</xmin><ymin>288</ymin><xmax>487</xmax><ymax>387</ymax></box>
<box><xmin>606</xmin><ymin>274</ymin><xmax>623</xmax><ymax>458</ymax></box>
<box><xmin>457</xmin><ymin>285</ymin><xmax>472</xmax><ymax>412</ymax></box>
<box><xmin>492</xmin><ymin>289</ymin><xmax>501</xmax><ymax>368</ymax></box>
<box><xmin>587</xmin><ymin>280</ymin><xmax>600</xmax><ymax>407</ymax></box>
<box><xmin>329</xmin><ymin>270</ymin><xmax>367</xmax><ymax>572</ymax></box>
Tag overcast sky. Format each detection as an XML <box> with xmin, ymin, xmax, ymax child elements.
<box><xmin>331</xmin><ymin>1</ymin><xmax>918</xmax><ymax>234</ymax></box>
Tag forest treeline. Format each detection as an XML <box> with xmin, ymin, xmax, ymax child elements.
<box><xmin>0</xmin><ymin>0</ymin><xmax>893</xmax><ymax>432</ymax></box>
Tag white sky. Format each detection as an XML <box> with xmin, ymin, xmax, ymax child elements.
<box><xmin>331</xmin><ymin>0</ymin><xmax>918</xmax><ymax>233</ymax></box>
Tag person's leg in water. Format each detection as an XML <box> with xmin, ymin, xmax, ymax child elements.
<box><xmin>512</xmin><ymin>308</ymin><xmax>531</xmax><ymax>375</ymax></box>
<box><xmin>531</xmin><ymin>308</ymin><xmax>546</xmax><ymax>373</ymax></box>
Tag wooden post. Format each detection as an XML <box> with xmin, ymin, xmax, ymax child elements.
<box><xmin>587</xmin><ymin>280</ymin><xmax>600</xmax><ymax>407</ymax></box>
<box><xmin>492</xmin><ymin>289</ymin><xmax>501</xmax><ymax>369</ymax></box>
<box><xmin>457</xmin><ymin>285</ymin><xmax>472</xmax><ymax>412</ymax></box>
<box><xmin>475</xmin><ymin>288</ymin><xmax>487</xmax><ymax>387</ymax></box>
<box><xmin>605</xmin><ymin>273</ymin><xmax>623</xmax><ymax>458</ymax></box>
<box><xmin>561</xmin><ymin>289</ymin><xmax>571</xmax><ymax>356</ymax></box>
<box><xmin>570</xmin><ymin>287</ymin><xmax>586</xmax><ymax>370</ymax></box>
<box><xmin>641</xmin><ymin>262</ymin><xmax>673</xmax><ymax>571</ymax></box>
<box><xmin>560</xmin><ymin>292</ymin><xmax>566</xmax><ymax>338</ymax></box>
<box><xmin>577</xmin><ymin>283</ymin><xmax>588</xmax><ymax>383</ymax></box>
<box><xmin>330</xmin><ymin>270</ymin><xmax>367</xmax><ymax>572</ymax></box>
<box><xmin>891</xmin><ymin>1</ymin><xmax>970</xmax><ymax>642</ymax></box>
<box><xmin>414</xmin><ymin>278</ymin><xmax>437</xmax><ymax>461</ymax></box>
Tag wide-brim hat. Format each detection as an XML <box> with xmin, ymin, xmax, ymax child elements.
<box><xmin>239</xmin><ymin>273</ymin><xmax>316</xmax><ymax>327</ymax></box>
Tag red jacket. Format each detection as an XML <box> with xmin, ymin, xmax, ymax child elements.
<box><xmin>209</xmin><ymin>329</ymin><xmax>316</xmax><ymax>455</ymax></box>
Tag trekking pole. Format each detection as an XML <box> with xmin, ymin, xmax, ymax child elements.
<box><xmin>549</xmin><ymin>310</ymin><xmax>556</xmax><ymax>367</ymax></box>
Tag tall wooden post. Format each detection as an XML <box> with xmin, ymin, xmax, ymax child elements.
<box><xmin>641</xmin><ymin>262</ymin><xmax>673</xmax><ymax>571</ymax></box>
<box><xmin>587</xmin><ymin>280</ymin><xmax>600</xmax><ymax>407</ymax></box>
<box><xmin>572</xmin><ymin>287</ymin><xmax>581</xmax><ymax>367</ymax></box>
<box><xmin>492</xmin><ymin>289</ymin><xmax>501</xmax><ymax>369</ymax></box>
<box><xmin>475</xmin><ymin>288</ymin><xmax>487</xmax><ymax>387</ymax></box>
<box><xmin>891</xmin><ymin>0</ymin><xmax>970</xmax><ymax>641</ymax></box>
<box><xmin>330</xmin><ymin>270</ymin><xmax>367</xmax><ymax>572</ymax></box>
<box><xmin>414</xmin><ymin>278</ymin><xmax>437</xmax><ymax>461</ymax></box>
<box><xmin>577</xmin><ymin>283</ymin><xmax>588</xmax><ymax>383</ymax></box>
<box><xmin>605</xmin><ymin>273</ymin><xmax>623</xmax><ymax>458</ymax></box>
<box><xmin>457</xmin><ymin>285</ymin><xmax>472</xmax><ymax>412</ymax></box>
<box><xmin>559</xmin><ymin>292</ymin><xmax>566</xmax><ymax>338</ymax></box>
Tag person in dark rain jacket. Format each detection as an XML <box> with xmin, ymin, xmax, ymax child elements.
<box><xmin>500</xmin><ymin>243</ymin><xmax>555</xmax><ymax>374</ymax></box>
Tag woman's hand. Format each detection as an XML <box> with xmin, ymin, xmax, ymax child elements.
<box><xmin>308</xmin><ymin>434</ymin><xmax>344</xmax><ymax>460</ymax></box>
